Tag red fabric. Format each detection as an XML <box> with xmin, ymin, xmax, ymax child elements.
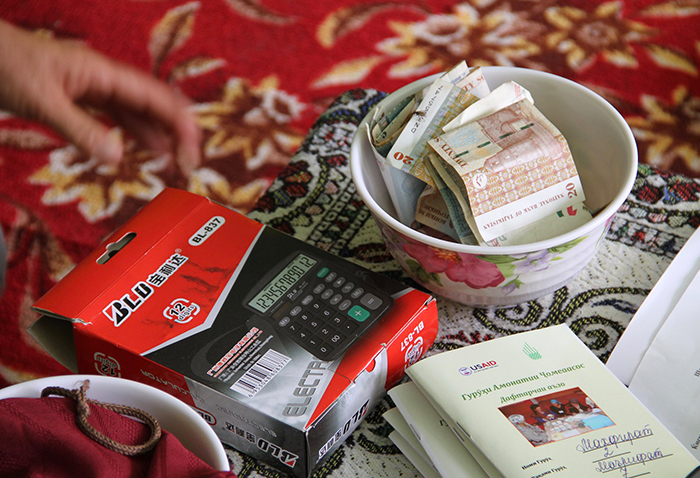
<box><xmin>0</xmin><ymin>396</ymin><xmax>233</xmax><ymax>478</ymax></box>
<box><xmin>0</xmin><ymin>1</ymin><xmax>698</xmax><ymax>386</ymax></box>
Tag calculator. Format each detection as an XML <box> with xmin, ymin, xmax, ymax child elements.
<box><xmin>243</xmin><ymin>252</ymin><xmax>394</xmax><ymax>361</ymax></box>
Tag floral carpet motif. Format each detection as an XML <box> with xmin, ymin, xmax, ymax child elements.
<box><xmin>0</xmin><ymin>1</ymin><xmax>699</xmax><ymax>475</ymax></box>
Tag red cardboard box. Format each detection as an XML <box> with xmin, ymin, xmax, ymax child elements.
<box><xmin>30</xmin><ymin>188</ymin><xmax>438</xmax><ymax>477</ymax></box>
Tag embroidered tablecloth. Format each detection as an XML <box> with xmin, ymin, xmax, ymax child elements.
<box><xmin>232</xmin><ymin>89</ymin><xmax>700</xmax><ymax>478</ymax></box>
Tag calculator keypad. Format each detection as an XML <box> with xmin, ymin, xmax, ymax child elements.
<box><xmin>273</xmin><ymin>266</ymin><xmax>390</xmax><ymax>360</ymax></box>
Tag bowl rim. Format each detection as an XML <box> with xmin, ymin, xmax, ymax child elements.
<box><xmin>0</xmin><ymin>374</ymin><xmax>230</xmax><ymax>472</ymax></box>
<box><xmin>350</xmin><ymin>66</ymin><xmax>638</xmax><ymax>255</ymax></box>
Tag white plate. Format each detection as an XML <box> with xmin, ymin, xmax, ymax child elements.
<box><xmin>0</xmin><ymin>374</ymin><xmax>230</xmax><ymax>472</ymax></box>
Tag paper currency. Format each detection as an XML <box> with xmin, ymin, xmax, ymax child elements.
<box><xmin>375</xmin><ymin>64</ymin><xmax>486</xmax><ymax>168</ymax></box>
<box><xmin>367</xmin><ymin>63</ymin><xmax>490</xmax><ymax>226</ymax></box>
<box><xmin>414</xmin><ymin>184</ymin><xmax>461</xmax><ymax>242</ymax></box>
<box><xmin>440</xmin><ymin>60</ymin><xmax>471</xmax><ymax>84</ymax></box>
<box><xmin>365</xmin><ymin>126</ymin><xmax>427</xmax><ymax>226</ymax></box>
<box><xmin>371</xmin><ymin>94</ymin><xmax>419</xmax><ymax>157</ymax></box>
<box><xmin>425</xmin><ymin>152</ymin><xmax>478</xmax><ymax>244</ymax></box>
<box><xmin>368</xmin><ymin>60</ymin><xmax>589</xmax><ymax>244</ymax></box>
<box><xmin>440</xmin><ymin>61</ymin><xmax>489</xmax><ymax>98</ymax></box>
<box><xmin>442</xmin><ymin>81</ymin><xmax>534</xmax><ymax>133</ymax></box>
<box><xmin>489</xmin><ymin>202</ymin><xmax>592</xmax><ymax>246</ymax></box>
<box><xmin>428</xmin><ymin>99</ymin><xmax>585</xmax><ymax>244</ymax></box>
<box><xmin>421</xmin><ymin>157</ymin><xmax>591</xmax><ymax>246</ymax></box>
<box><xmin>452</xmin><ymin>66</ymin><xmax>490</xmax><ymax>99</ymax></box>
<box><xmin>386</xmin><ymin>77</ymin><xmax>479</xmax><ymax>186</ymax></box>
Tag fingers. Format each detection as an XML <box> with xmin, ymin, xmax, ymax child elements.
<box><xmin>100</xmin><ymin>106</ymin><xmax>201</xmax><ymax>176</ymax></box>
<box><xmin>0</xmin><ymin>25</ymin><xmax>203</xmax><ymax>171</ymax></box>
<box><xmin>78</xmin><ymin>53</ymin><xmax>202</xmax><ymax>171</ymax></box>
<box><xmin>108</xmin><ymin>107</ymin><xmax>173</xmax><ymax>155</ymax></box>
<box><xmin>42</xmin><ymin>95</ymin><xmax>124</xmax><ymax>164</ymax></box>
<box><xmin>175</xmin><ymin>135</ymin><xmax>201</xmax><ymax>177</ymax></box>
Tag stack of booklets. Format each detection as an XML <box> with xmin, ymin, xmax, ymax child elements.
<box><xmin>385</xmin><ymin>324</ymin><xmax>700</xmax><ymax>478</ymax></box>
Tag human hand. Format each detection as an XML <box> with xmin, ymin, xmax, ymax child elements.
<box><xmin>0</xmin><ymin>20</ymin><xmax>201</xmax><ymax>174</ymax></box>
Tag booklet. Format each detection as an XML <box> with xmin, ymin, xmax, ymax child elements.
<box><xmin>383</xmin><ymin>407</ymin><xmax>435</xmax><ymax>468</ymax></box>
<box><xmin>406</xmin><ymin>324</ymin><xmax>699</xmax><ymax>477</ymax></box>
<box><xmin>388</xmin><ymin>381</ymin><xmax>489</xmax><ymax>478</ymax></box>
<box><xmin>388</xmin><ymin>430</ymin><xmax>441</xmax><ymax>478</ymax></box>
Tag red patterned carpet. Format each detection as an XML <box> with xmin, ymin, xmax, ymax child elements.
<box><xmin>0</xmin><ymin>0</ymin><xmax>699</xmax><ymax>388</ymax></box>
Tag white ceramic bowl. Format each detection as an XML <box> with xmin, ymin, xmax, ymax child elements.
<box><xmin>0</xmin><ymin>374</ymin><xmax>230</xmax><ymax>472</ymax></box>
<box><xmin>350</xmin><ymin>67</ymin><xmax>637</xmax><ymax>307</ymax></box>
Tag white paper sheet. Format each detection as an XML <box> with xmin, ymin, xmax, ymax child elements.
<box><xmin>628</xmin><ymin>266</ymin><xmax>700</xmax><ymax>459</ymax></box>
<box><xmin>606</xmin><ymin>226</ymin><xmax>700</xmax><ymax>385</ymax></box>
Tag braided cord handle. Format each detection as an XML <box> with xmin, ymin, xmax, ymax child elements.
<box><xmin>41</xmin><ymin>380</ymin><xmax>162</xmax><ymax>456</ymax></box>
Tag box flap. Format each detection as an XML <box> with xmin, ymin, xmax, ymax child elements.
<box><xmin>32</xmin><ymin>188</ymin><xmax>204</xmax><ymax>320</ymax></box>
<box><xmin>29</xmin><ymin>315</ymin><xmax>78</xmax><ymax>372</ymax></box>
<box><xmin>32</xmin><ymin>187</ymin><xmax>265</xmax><ymax>354</ymax></box>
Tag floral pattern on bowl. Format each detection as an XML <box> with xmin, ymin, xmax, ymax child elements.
<box><xmin>376</xmin><ymin>219</ymin><xmax>590</xmax><ymax>301</ymax></box>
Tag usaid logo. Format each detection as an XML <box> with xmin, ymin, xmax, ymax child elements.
<box><xmin>459</xmin><ymin>360</ymin><xmax>498</xmax><ymax>376</ymax></box>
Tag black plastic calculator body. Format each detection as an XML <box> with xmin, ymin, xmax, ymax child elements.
<box><xmin>243</xmin><ymin>251</ymin><xmax>394</xmax><ymax>361</ymax></box>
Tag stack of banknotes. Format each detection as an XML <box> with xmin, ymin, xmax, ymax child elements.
<box><xmin>367</xmin><ymin>61</ymin><xmax>592</xmax><ymax>247</ymax></box>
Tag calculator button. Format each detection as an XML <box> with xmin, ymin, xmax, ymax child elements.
<box><xmin>318</xmin><ymin>326</ymin><xmax>332</xmax><ymax>337</ymax></box>
<box><xmin>341</xmin><ymin>282</ymin><xmax>354</xmax><ymax>294</ymax></box>
<box><xmin>317</xmin><ymin>267</ymin><xmax>330</xmax><ymax>278</ymax></box>
<box><xmin>333</xmin><ymin>277</ymin><xmax>346</xmax><ymax>288</ymax></box>
<box><xmin>297</xmin><ymin>329</ymin><xmax>311</xmax><ymax>341</ymax></box>
<box><xmin>321</xmin><ymin>289</ymin><xmax>334</xmax><ymax>300</ymax></box>
<box><xmin>341</xmin><ymin>321</ymin><xmax>359</xmax><ymax>333</ymax></box>
<box><xmin>290</xmin><ymin>306</ymin><xmax>302</xmax><ymax>317</ymax></box>
<box><xmin>313</xmin><ymin>283</ymin><xmax>326</xmax><ymax>294</ymax></box>
<box><xmin>308</xmin><ymin>336</ymin><xmax>321</xmax><ymax>349</ymax></box>
<box><xmin>308</xmin><ymin>318</ymin><xmax>321</xmax><ymax>329</ymax></box>
<box><xmin>348</xmin><ymin>305</ymin><xmax>370</xmax><ymax>322</ymax></box>
<box><xmin>310</xmin><ymin>302</ymin><xmax>323</xmax><ymax>312</ymax></box>
<box><xmin>360</xmin><ymin>293</ymin><xmax>383</xmax><ymax>310</ymax></box>
<box><xmin>278</xmin><ymin>316</ymin><xmax>291</xmax><ymax>327</ymax></box>
<box><xmin>330</xmin><ymin>334</ymin><xmax>343</xmax><ymax>344</ymax></box>
<box><xmin>351</xmin><ymin>288</ymin><xmax>364</xmax><ymax>299</ymax></box>
<box><xmin>330</xmin><ymin>294</ymin><xmax>343</xmax><ymax>305</ymax></box>
<box><xmin>299</xmin><ymin>312</ymin><xmax>312</xmax><ymax>322</ymax></box>
<box><xmin>301</xmin><ymin>294</ymin><xmax>314</xmax><ymax>306</ymax></box>
<box><xmin>288</xmin><ymin>322</ymin><xmax>302</xmax><ymax>333</ymax></box>
<box><xmin>325</xmin><ymin>271</ymin><xmax>337</xmax><ymax>283</ymax></box>
<box><xmin>331</xmin><ymin>315</ymin><xmax>343</xmax><ymax>326</ymax></box>
<box><xmin>338</xmin><ymin>299</ymin><xmax>352</xmax><ymax>311</ymax></box>
<box><xmin>319</xmin><ymin>307</ymin><xmax>333</xmax><ymax>319</ymax></box>
<box><xmin>318</xmin><ymin>344</ymin><xmax>332</xmax><ymax>356</ymax></box>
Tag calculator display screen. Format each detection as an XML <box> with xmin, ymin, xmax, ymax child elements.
<box><xmin>248</xmin><ymin>254</ymin><xmax>317</xmax><ymax>314</ymax></box>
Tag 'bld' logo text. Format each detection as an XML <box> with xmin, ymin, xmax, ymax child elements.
<box><xmin>102</xmin><ymin>281</ymin><xmax>153</xmax><ymax>327</ymax></box>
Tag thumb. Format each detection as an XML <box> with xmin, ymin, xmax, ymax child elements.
<box><xmin>43</xmin><ymin>97</ymin><xmax>123</xmax><ymax>164</ymax></box>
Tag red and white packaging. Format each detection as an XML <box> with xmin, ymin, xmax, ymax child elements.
<box><xmin>31</xmin><ymin>188</ymin><xmax>438</xmax><ymax>477</ymax></box>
